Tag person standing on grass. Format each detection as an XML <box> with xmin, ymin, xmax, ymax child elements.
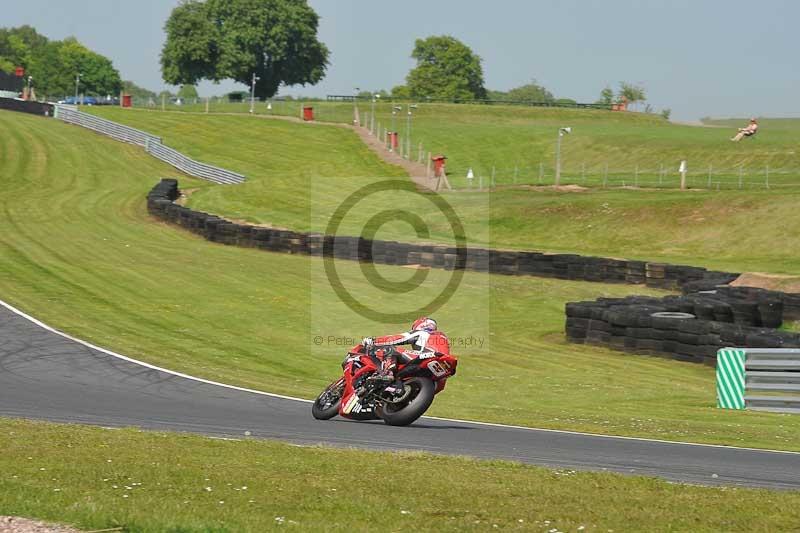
<box><xmin>731</xmin><ymin>118</ymin><xmax>759</xmax><ymax>141</ymax></box>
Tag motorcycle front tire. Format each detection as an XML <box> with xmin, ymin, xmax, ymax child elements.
<box><xmin>312</xmin><ymin>378</ymin><xmax>344</xmax><ymax>420</ymax></box>
<box><xmin>379</xmin><ymin>377</ymin><xmax>435</xmax><ymax>427</ymax></box>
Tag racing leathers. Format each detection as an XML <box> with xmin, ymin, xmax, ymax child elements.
<box><xmin>362</xmin><ymin>329</ymin><xmax>450</xmax><ymax>391</ymax></box>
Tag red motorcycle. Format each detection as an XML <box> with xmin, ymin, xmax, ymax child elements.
<box><xmin>312</xmin><ymin>343</ymin><xmax>458</xmax><ymax>426</ymax></box>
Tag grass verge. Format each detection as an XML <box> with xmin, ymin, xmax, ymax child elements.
<box><xmin>2</xmin><ymin>417</ymin><xmax>800</xmax><ymax>532</ymax></box>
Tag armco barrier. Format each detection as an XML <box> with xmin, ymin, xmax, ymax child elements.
<box><xmin>54</xmin><ymin>106</ymin><xmax>244</xmax><ymax>184</ymax></box>
<box><xmin>717</xmin><ymin>348</ymin><xmax>800</xmax><ymax>414</ymax></box>
<box><xmin>55</xmin><ymin>104</ymin><xmax>161</xmax><ymax>146</ymax></box>
<box><xmin>0</xmin><ymin>96</ymin><xmax>53</xmax><ymax>116</ymax></box>
<box><xmin>145</xmin><ymin>139</ymin><xmax>245</xmax><ymax>185</ymax></box>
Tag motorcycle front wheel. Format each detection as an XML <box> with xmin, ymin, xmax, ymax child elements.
<box><xmin>378</xmin><ymin>377</ymin><xmax>435</xmax><ymax>426</ymax></box>
<box><xmin>312</xmin><ymin>378</ymin><xmax>344</xmax><ymax>420</ymax></box>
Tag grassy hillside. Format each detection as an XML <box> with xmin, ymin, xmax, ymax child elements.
<box><xmin>150</xmin><ymin>100</ymin><xmax>800</xmax><ymax>189</ymax></box>
<box><xmin>5</xmin><ymin>418</ymin><xmax>800</xmax><ymax>532</ymax></box>
<box><xmin>4</xmin><ymin>109</ymin><xmax>800</xmax><ymax>449</ymax></box>
<box><xmin>89</xmin><ymin>108</ymin><xmax>800</xmax><ymax>275</ymax></box>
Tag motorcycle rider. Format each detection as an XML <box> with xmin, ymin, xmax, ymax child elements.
<box><xmin>362</xmin><ymin>317</ymin><xmax>449</xmax><ymax>395</ymax></box>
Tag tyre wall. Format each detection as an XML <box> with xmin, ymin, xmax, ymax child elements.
<box><xmin>0</xmin><ymin>96</ymin><xmax>54</xmax><ymax>116</ymax></box>
<box><xmin>146</xmin><ymin>179</ymin><xmax>740</xmax><ymax>288</ymax></box>
<box><xmin>565</xmin><ymin>290</ymin><xmax>800</xmax><ymax>366</ymax></box>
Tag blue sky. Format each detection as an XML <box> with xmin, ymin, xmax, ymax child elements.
<box><xmin>4</xmin><ymin>0</ymin><xmax>798</xmax><ymax>120</ymax></box>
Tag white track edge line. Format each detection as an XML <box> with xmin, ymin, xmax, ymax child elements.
<box><xmin>0</xmin><ymin>298</ymin><xmax>311</xmax><ymax>404</ymax></box>
<box><xmin>2</xmin><ymin>297</ymin><xmax>799</xmax><ymax>457</ymax></box>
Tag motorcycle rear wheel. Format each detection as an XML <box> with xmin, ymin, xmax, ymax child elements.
<box><xmin>312</xmin><ymin>378</ymin><xmax>344</xmax><ymax>420</ymax></box>
<box><xmin>378</xmin><ymin>377</ymin><xmax>435</xmax><ymax>426</ymax></box>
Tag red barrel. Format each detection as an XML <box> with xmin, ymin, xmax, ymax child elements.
<box><xmin>303</xmin><ymin>106</ymin><xmax>314</xmax><ymax>121</ymax></box>
<box><xmin>122</xmin><ymin>94</ymin><xmax>132</xmax><ymax>108</ymax></box>
<box><xmin>389</xmin><ymin>131</ymin><xmax>399</xmax><ymax>150</ymax></box>
<box><xmin>432</xmin><ymin>155</ymin><xmax>447</xmax><ymax>177</ymax></box>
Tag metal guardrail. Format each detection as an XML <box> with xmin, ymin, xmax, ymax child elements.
<box><xmin>53</xmin><ymin>105</ymin><xmax>245</xmax><ymax>185</ymax></box>
<box><xmin>55</xmin><ymin>105</ymin><xmax>162</xmax><ymax>147</ymax></box>
<box><xmin>145</xmin><ymin>139</ymin><xmax>244</xmax><ymax>185</ymax></box>
<box><xmin>717</xmin><ymin>348</ymin><xmax>800</xmax><ymax>414</ymax></box>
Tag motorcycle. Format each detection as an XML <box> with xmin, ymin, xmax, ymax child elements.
<box><xmin>312</xmin><ymin>343</ymin><xmax>457</xmax><ymax>426</ymax></box>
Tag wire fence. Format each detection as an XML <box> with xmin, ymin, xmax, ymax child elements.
<box><xmin>444</xmin><ymin>162</ymin><xmax>799</xmax><ymax>191</ymax></box>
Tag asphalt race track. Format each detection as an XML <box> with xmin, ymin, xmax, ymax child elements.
<box><xmin>1</xmin><ymin>301</ymin><xmax>799</xmax><ymax>490</ymax></box>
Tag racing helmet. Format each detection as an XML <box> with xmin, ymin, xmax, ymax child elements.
<box><xmin>411</xmin><ymin>317</ymin><xmax>437</xmax><ymax>333</ymax></box>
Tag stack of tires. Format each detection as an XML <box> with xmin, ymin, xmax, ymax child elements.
<box><xmin>566</xmin><ymin>289</ymin><xmax>800</xmax><ymax>366</ymax></box>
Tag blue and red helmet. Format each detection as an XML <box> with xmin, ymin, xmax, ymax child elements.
<box><xmin>411</xmin><ymin>317</ymin><xmax>437</xmax><ymax>333</ymax></box>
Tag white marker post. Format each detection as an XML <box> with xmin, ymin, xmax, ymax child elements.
<box><xmin>679</xmin><ymin>160</ymin><xmax>687</xmax><ymax>190</ymax></box>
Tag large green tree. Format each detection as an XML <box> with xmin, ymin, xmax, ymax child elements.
<box><xmin>0</xmin><ymin>25</ymin><xmax>49</xmax><ymax>72</ymax></box>
<box><xmin>161</xmin><ymin>0</ymin><xmax>329</xmax><ymax>99</ymax></box>
<box><xmin>406</xmin><ymin>35</ymin><xmax>486</xmax><ymax>101</ymax></box>
<box><xmin>0</xmin><ymin>26</ymin><xmax>121</xmax><ymax>97</ymax></box>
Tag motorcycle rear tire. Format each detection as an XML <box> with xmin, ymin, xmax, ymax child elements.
<box><xmin>312</xmin><ymin>379</ymin><xmax>344</xmax><ymax>420</ymax></box>
<box><xmin>379</xmin><ymin>377</ymin><xmax>435</xmax><ymax>427</ymax></box>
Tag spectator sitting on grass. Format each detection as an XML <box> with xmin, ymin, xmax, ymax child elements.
<box><xmin>731</xmin><ymin>118</ymin><xmax>758</xmax><ymax>141</ymax></box>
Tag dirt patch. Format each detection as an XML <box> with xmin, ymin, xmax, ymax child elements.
<box><xmin>0</xmin><ymin>516</ymin><xmax>82</xmax><ymax>533</ymax></box>
<box><xmin>731</xmin><ymin>272</ymin><xmax>800</xmax><ymax>293</ymax></box>
<box><xmin>174</xmin><ymin>187</ymin><xmax>199</xmax><ymax>206</ymax></box>
<box><xmin>498</xmin><ymin>184</ymin><xmax>588</xmax><ymax>193</ymax></box>
<box><xmin>350</xmin><ymin>125</ymin><xmax>437</xmax><ymax>191</ymax></box>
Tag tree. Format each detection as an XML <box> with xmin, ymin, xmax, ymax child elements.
<box><xmin>177</xmin><ymin>84</ymin><xmax>199</xmax><ymax>100</ymax></box>
<box><xmin>597</xmin><ymin>85</ymin><xmax>614</xmax><ymax>106</ymax></box>
<box><xmin>506</xmin><ymin>81</ymin><xmax>554</xmax><ymax>103</ymax></box>
<box><xmin>122</xmin><ymin>80</ymin><xmax>157</xmax><ymax>100</ymax></box>
<box><xmin>486</xmin><ymin>89</ymin><xmax>508</xmax><ymax>101</ymax></box>
<box><xmin>391</xmin><ymin>85</ymin><xmax>411</xmax><ymax>99</ymax></box>
<box><xmin>0</xmin><ymin>27</ymin><xmax>120</xmax><ymax>97</ymax></box>
<box><xmin>405</xmin><ymin>35</ymin><xmax>486</xmax><ymax>101</ymax></box>
<box><xmin>24</xmin><ymin>37</ymin><xmax>121</xmax><ymax>97</ymax></box>
<box><xmin>0</xmin><ymin>25</ymin><xmax>49</xmax><ymax>70</ymax></box>
<box><xmin>161</xmin><ymin>0</ymin><xmax>330</xmax><ymax>99</ymax></box>
<box><xmin>618</xmin><ymin>82</ymin><xmax>646</xmax><ymax>108</ymax></box>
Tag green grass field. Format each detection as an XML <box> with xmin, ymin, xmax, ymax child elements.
<box><xmin>89</xmin><ymin>107</ymin><xmax>800</xmax><ymax>275</ymax></box>
<box><xmin>6</xmin><ymin>418</ymin><xmax>800</xmax><ymax>532</ymax></box>
<box><xmin>147</xmin><ymin>99</ymin><xmax>800</xmax><ymax>190</ymax></box>
<box><xmin>4</xmin><ymin>110</ymin><xmax>800</xmax><ymax>450</ymax></box>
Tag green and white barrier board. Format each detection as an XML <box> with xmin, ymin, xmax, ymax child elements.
<box><xmin>716</xmin><ymin>349</ymin><xmax>745</xmax><ymax>409</ymax></box>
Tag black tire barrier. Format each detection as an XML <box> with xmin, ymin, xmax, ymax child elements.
<box><xmin>147</xmin><ymin>179</ymin><xmax>745</xmax><ymax>289</ymax></box>
<box><xmin>0</xmin><ymin>96</ymin><xmax>54</xmax><ymax>116</ymax></box>
<box><xmin>565</xmin><ymin>289</ymin><xmax>800</xmax><ymax>366</ymax></box>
